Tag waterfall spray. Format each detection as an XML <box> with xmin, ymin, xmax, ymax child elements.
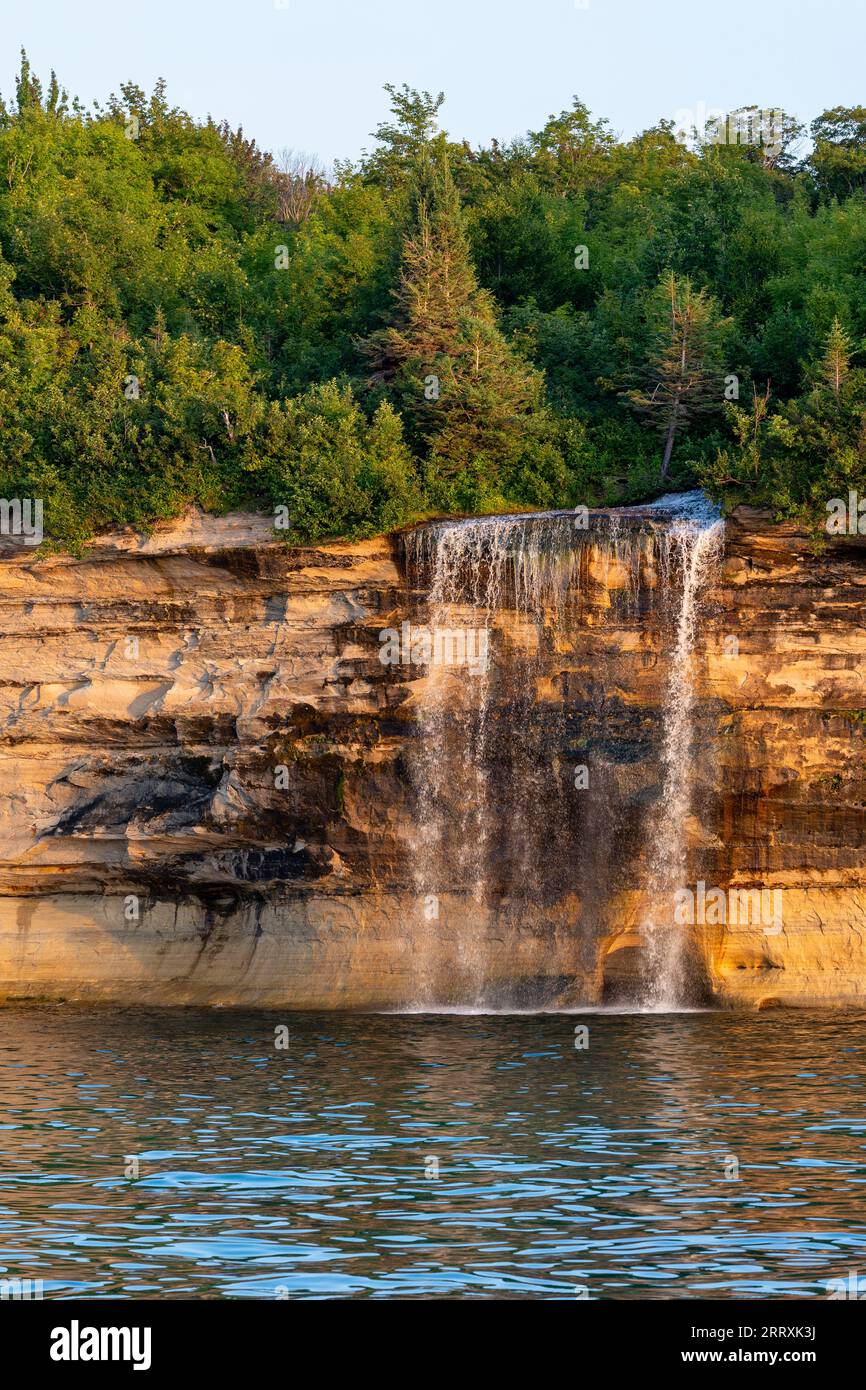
<box><xmin>639</xmin><ymin>502</ymin><xmax>724</xmax><ymax>1009</ymax></box>
<box><xmin>402</xmin><ymin>493</ymin><xmax>724</xmax><ymax>1011</ymax></box>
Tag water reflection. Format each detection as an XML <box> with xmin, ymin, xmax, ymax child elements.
<box><xmin>0</xmin><ymin>1007</ymin><xmax>865</xmax><ymax>1299</ymax></box>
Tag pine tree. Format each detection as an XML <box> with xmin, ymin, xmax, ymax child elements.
<box><xmin>365</xmin><ymin>137</ymin><xmax>547</xmax><ymax>504</ymax></box>
<box><xmin>819</xmin><ymin>316</ymin><xmax>853</xmax><ymax>398</ymax></box>
<box><xmin>623</xmin><ymin>272</ymin><xmax>728</xmax><ymax>479</ymax></box>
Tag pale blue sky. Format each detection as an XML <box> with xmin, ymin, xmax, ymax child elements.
<box><xmin>0</xmin><ymin>0</ymin><xmax>859</xmax><ymax>165</ymax></box>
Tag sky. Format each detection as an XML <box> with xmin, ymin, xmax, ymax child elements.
<box><xmin>0</xmin><ymin>0</ymin><xmax>860</xmax><ymax>165</ymax></box>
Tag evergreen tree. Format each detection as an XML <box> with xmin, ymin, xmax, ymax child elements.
<box><xmin>623</xmin><ymin>272</ymin><xmax>729</xmax><ymax>479</ymax></box>
<box><xmin>818</xmin><ymin>316</ymin><xmax>853</xmax><ymax>398</ymax></box>
<box><xmin>365</xmin><ymin>137</ymin><xmax>551</xmax><ymax>507</ymax></box>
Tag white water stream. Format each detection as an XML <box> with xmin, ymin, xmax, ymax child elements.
<box><xmin>402</xmin><ymin>493</ymin><xmax>724</xmax><ymax>1010</ymax></box>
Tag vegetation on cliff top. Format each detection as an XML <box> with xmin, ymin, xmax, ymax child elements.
<box><xmin>0</xmin><ymin>56</ymin><xmax>865</xmax><ymax>545</ymax></box>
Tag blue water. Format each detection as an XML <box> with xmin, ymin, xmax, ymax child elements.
<box><xmin>1</xmin><ymin>1006</ymin><xmax>865</xmax><ymax>1299</ymax></box>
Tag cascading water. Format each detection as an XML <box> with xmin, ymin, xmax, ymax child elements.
<box><xmin>404</xmin><ymin>513</ymin><xmax>583</xmax><ymax>1003</ymax></box>
<box><xmin>401</xmin><ymin>492</ymin><xmax>723</xmax><ymax>1011</ymax></box>
<box><xmin>639</xmin><ymin>495</ymin><xmax>725</xmax><ymax>1009</ymax></box>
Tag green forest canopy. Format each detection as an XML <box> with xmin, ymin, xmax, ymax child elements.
<box><xmin>1</xmin><ymin>55</ymin><xmax>865</xmax><ymax>547</ymax></box>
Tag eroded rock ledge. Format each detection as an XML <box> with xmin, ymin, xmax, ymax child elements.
<box><xmin>0</xmin><ymin>507</ymin><xmax>864</xmax><ymax>1009</ymax></box>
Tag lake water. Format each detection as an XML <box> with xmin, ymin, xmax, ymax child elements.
<box><xmin>1</xmin><ymin>1006</ymin><xmax>865</xmax><ymax>1300</ymax></box>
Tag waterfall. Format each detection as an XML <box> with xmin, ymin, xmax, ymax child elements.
<box><xmin>403</xmin><ymin>513</ymin><xmax>580</xmax><ymax>1003</ymax></box>
<box><xmin>401</xmin><ymin>493</ymin><xmax>723</xmax><ymax>1011</ymax></box>
<box><xmin>639</xmin><ymin>497</ymin><xmax>725</xmax><ymax>1009</ymax></box>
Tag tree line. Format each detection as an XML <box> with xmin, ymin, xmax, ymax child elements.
<box><xmin>0</xmin><ymin>54</ymin><xmax>864</xmax><ymax>546</ymax></box>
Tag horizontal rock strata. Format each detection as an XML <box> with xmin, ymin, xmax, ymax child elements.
<box><xmin>0</xmin><ymin>508</ymin><xmax>863</xmax><ymax>1008</ymax></box>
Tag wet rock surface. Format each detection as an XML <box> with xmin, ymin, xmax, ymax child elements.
<box><xmin>0</xmin><ymin>507</ymin><xmax>864</xmax><ymax>1008</ymax></box>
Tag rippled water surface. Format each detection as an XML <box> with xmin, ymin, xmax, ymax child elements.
<box><xmin>2</xmin><ymin>1007</ymin><xmax>866</xmax><ymax>1299</ymax></box>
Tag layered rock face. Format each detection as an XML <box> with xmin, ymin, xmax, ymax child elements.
<box><xmin>696</xmin><ymin>511</ymin><xmax>866</xmax><ymax>1007</ymax></box>
<box><xmin>0</xmin><ymin>507</ymin><xmax>863</xmax><ymax>1009</ymax></box>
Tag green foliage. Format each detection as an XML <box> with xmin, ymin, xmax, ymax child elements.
<box><xmin>621</xmin><ymin>272</ymin><xmax>731</xmax><ymax>477</ymax></box>
<box><xmin>700</xmin><ymin>320</ymin><xmax>866</xmax><ymax>526</ymax></box>
<box><xmin>810</xmin><ymin>107</ymin><xmax>866</xmax><ymax>200</ymax></box>
<box><xmin>250</xmin><ymin>382</ymin><xmax>423</xmax><ymax>541</ymax></box>
<box><xmin>0</xmin><ymin>55</ymin><xmax>865</xmax><ymax>546</ymax></box>
<box><xmin>363</xmin><ymin>138</ymin><xmax>562</xmax><ymax>512</ymax></box>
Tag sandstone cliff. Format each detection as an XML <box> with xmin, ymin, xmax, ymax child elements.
<box><xmin>0</xmin><ymin>507</ymin><xmax>863</xmax><ymax>1009</ymax></box>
